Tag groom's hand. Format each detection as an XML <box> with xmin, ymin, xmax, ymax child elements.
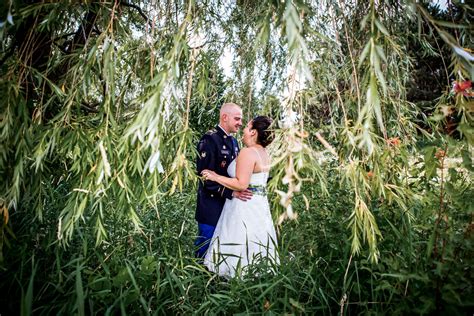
<box><xmin>233</xmin><ymin>189</ymin><xmax>253</xmax><ymax>201</ymax></box>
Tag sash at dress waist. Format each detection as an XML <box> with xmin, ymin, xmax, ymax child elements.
<box><xmin>248</xmin><ymin>184</ymin><xmax>266</xmax><ymax>196</ymax></box>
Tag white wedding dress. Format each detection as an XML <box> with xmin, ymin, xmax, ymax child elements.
<box><xmin>204</xmin><ymin>159</ymin><xmax>278</xmax><ymax>278</ymax></box>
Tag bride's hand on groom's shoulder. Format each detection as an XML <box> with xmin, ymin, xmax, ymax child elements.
<box><xmin>233</xmin><ymin>189</ymin><xmax>253</xmax><ymax>202</ymax></box>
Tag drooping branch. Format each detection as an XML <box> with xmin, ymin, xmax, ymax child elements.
<box><xmin>81</xmin><ymin>101</ymin><xmax>100</xmax><ymax>113</ymax></box>
<box><xmin>119</xmin><ymin>1</ymin><xmax>153</xmax><ymax>29</ymax></box>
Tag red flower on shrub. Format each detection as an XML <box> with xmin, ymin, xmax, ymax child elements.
<box><xmin>387</xmin><ymin>137</ymin><xmax>401</xmax><ymax>147</ymax></box>
<box><xmin>453</xmin><ymin>80</ymin><xmax>473</xmax><ymax>97</ymax></box>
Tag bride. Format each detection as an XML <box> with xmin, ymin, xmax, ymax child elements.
<box><xmin>201</xmin><ymin>116</ymin><xmax>278</xmax><ymax>278</ymax></box>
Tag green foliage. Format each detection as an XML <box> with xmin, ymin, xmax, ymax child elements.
<box><xmin>1</xmin><ymin>153</ymin><xmax>472</xmax><ymax>314</ymax></box>
<box><xmin>0</xmin><ymin>0</ymin><xmax>473</xmax><ymax>314</ymax></box>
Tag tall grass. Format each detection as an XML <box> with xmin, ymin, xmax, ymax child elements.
<box><xmin>1</xmin><ymin>150</ymin><xmax>472</xmax><ymax>314</ymax></box>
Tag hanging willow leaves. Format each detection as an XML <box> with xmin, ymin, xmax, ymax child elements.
<box><xmin>0</xmin><ymin>0</ymin><xmax>472</xmax><ymax>262</ymax></box>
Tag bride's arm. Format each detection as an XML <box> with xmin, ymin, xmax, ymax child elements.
<box><xmin>202</xmin><ymin>148</ymin><xmax>255</xmax><ymax>191</ymax></box>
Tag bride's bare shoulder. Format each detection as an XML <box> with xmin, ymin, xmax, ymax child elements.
<box><xmin>237</xmin><ymin>147</ymin><xmax>258</xmax><ymax>161</ymax></box>
<box><xmin>237</xmin><ymin>147</ymin><xmax>252</xmax><ymax>156</ymax></box>
<box><xmin>239</xmin><ymin>147</ymin><xmax>253</xmax><ymax>154</ymax></box>
<box><xmin>240</xmin><ymin>147</ymin><xmax>262</xmax><ymax>156</ymax></box>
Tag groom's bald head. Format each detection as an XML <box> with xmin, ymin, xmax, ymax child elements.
<box><xmin>220</xmin><ymin>102</ymin><xmax>240</xmax><ymax>116</ymax></box>
<box><xmin>219</xmin><ymin>103</ymin><xmax>242</xmax><ymax>134</ymax></box>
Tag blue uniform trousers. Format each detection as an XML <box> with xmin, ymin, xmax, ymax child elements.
<box><xmin>194</xmin><ymin>223</ymin><xmax>216</xmax><ymax>258</ymax></box>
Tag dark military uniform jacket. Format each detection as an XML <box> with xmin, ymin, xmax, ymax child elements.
<box><xmin>196</xmin><ymin>125</ymin><xmax>240</xmax><ymax>226</ymax></box>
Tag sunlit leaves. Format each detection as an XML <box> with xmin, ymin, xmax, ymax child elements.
<box><xmin>282</xmin><ymin>1</ymin><xmax>312</xmax><ymax>82</ymax></box>
<box><xmin>0</xmin><ymin>0</ymin><xmax>471</xmax><ymax>262</ymax></box>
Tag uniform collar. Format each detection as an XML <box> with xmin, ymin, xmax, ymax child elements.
<box><xmin>217</xmin><ymin>125</ymin><xmax>230</xmax><ymax>136</ymax></box>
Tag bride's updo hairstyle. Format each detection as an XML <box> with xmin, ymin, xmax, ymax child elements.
<box><xmin>251</xmin><ymin>116</ymin><xmax>274</xmax><ymax>148</ymax></box>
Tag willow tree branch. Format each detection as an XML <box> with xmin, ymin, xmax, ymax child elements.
<box><xmin>81</xmin><ymin>101</ymin><xmax>100</xmax><ymax>113</ymax></box>
<box><xmin>119</xmin><ymin>1</ymin><xmax>153</xmax><ymax>29</ymax></box>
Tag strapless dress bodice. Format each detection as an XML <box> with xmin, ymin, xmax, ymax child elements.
<box><xmin>227</xmin><ymin>159</ymin><xmax>268</xmax><ymax>186</ymax></box>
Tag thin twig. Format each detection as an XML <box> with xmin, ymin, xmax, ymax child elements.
<box><xmin>338</xmin><ymin>0</ymin><xmax>362</xmax><ymax>112</ymax></box>
<box><xmin>315</xmin><ymin>132</ymin><xmax>338</xmax><ymax>157</ymax></box>
<box><xmin>184</xmin><ymin>48</ymin><xmax>198</xmax><ymax>129</ymax></box>
<box><xmin>340</xmin><ymin>254</ymin><xmax>353</xmax><ymax>316</ymax></box>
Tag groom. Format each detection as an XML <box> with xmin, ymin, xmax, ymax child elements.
<box><xmin>195</xmin><ymin>102</ymin><xmax>252</xmax><ymax>258</ymax></box>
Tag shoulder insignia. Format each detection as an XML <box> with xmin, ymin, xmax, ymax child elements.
<box><xmin>206</xmin><ymin>129</ymin><xmax>217</xmax><ymax>135</ymax></box>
